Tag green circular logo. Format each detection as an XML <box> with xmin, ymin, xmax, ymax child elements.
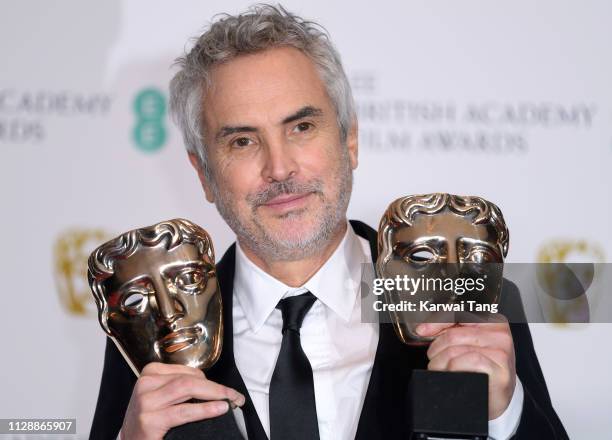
<box><xmin>133</xmin><ymin>121</ymin><xmax>167</xmax><ymax>152</ymax></box>
<box><xmin>132</xmin><ymin>88</ymin><xmax>167</xmax><ymax>153</ymax></box>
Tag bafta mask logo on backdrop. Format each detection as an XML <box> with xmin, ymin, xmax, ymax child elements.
<box><xmin>132</xmin><ymin>87</ymin><xmax>167</xmax><ymax>153</ymax></box>
<box><xmin>538</xmin><ymin>240</ymin><xmax>605</xmax><ymax>264</ymax></box>
<box><xmin>535</xmin><ymin>240</ymin><xmax>605</xmax><ymax>323</ymax></box>
<box><xmin>54</xmin><ymin>228</ymin><xmax>113</xmax><ymax>316</ymax></box>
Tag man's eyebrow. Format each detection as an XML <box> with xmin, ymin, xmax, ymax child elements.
<box><xmin>214</xmin><ymin>106</ymin><xmax>323</xmax><ymax>141</ymax></box>
<box><xmin>215</xmin><ymin>125</ymin><xmax>257</xmax><ymax>142</ymax></box>
<box><xmin>282</xmin><ymin>106</ymin><xmax>323</xmax><ymax>124</ymax></box>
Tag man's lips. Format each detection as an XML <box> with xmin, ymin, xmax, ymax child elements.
<box><xmin>261</xmin><ymin>192</ymin><xmax>312</xmax><ymax>209</ymax></box>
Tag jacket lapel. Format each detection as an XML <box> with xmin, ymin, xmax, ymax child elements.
<box><xmin>206</xmin><ymin>244</ymin><xmax>268</xmax><ymax>440</ymax></box>
<box><xmin>349</xmin><ymin>220</ymin><xmax>428</xmax><ymax>439</ymax></box>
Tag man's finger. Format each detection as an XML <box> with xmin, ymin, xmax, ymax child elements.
<box><xmin>457</xmin><ymin>312</ymin><xmax>508</xmax><ymax>325</ymax></box>
<box><xmin>141</xmin><ymin>362</ymin><xmax>206</xmax><ymax>378</ymax></box>
<box><xmin>133</xmin><ymin>373</ymin><xmax>170</xmax><ymax>396</ymax></box>
<box><xmin>415</xmin><ymin>322</ymin><xmax>455</xmax><ymax>337</ymax></box>
<box><xmin>142</xmin><ymin>375</ymin><xmax>245</xmax><ymax>411</ymax></box>
<box><xmin>146</xmin><ymin>400</ymin><xmax>231</xmax><ymax>433</ymax></box>
<box><xmin>429</xmin><ymin>350</ymin><xmax>499</xmax><ymax>377</ymax></box>
<box><xmin>416</xmin><ymin>312</ymin><xmax>509</xmax><ymax>337</ymax></box>
<box><xmin>427</xmin><ymin>344</ymin><xmax>509</xmax><ymax>371</ymax></box>
<box><xmin>427</xmin><ymin>325</ymin><xmax>513</xmax><ymax>360</ymax></box>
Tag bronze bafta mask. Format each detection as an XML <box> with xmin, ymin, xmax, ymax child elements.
<box><xmin>377</xmin><ymin>193</ymin><xmax>509</xmax><ymax>345</ymax></box>
<box><xmin>88</xmin><ymin>219</ymin><xmax>222</xmax><ymax>375</ymax></box>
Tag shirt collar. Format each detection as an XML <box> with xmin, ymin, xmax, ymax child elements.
<box><xmin>233</xmin><ymin>223</ymin><xmax>369</xmax><ymax>332</ymax></box>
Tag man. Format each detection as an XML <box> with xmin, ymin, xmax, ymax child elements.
<box><xmin>91</xmin><ymin>5</ymin><xmax>567</xmax><ymax>439</ymax></box>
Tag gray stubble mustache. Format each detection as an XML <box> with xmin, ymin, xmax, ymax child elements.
<box><xmin>247</xmin><ymin>179</ymin><xmax>324</xmax><ymax>208</ymax></box>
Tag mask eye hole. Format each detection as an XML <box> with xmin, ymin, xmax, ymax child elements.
<box><xmin>470</xmin><ymin>250</ymin><xmax>486</xmax><ymax>263</ymax></box>
<box><xmin>124</xmin><ymin>292</ymin><xmax>144</xmax><ymax>307</ymax></box>
<box><xmin>408</xmin><ymin>248</ymin><xmax>436</xmax><ymax>263</ymax></box>
<box><xmin>464</xmin><ymin>246</ymin><xmax>498</xmax><ymax>264</ymax></box>
<box><xmin>121</xmin><ymin>290</ymin><xmax>147</xmax><ymax>313</ymax></box>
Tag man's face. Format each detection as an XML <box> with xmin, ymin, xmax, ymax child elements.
<box><xmin>101</xmin><ymin>241</ymin><xmax>222</xmax><ymax>372</ymax></box>
<box><xmin>192</xmin><ymin>47</ymin><xmax>358</xmax><ymax>261</ymax></box>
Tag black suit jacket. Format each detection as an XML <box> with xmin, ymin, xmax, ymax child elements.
<box><xmin>90</xmin><ymin>220</ymin><xmax>568</xmax><ymax>439</ymax></box>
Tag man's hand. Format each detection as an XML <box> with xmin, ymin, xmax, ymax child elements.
<box><xmin>120</xmin><ymin>362</ymin><xmax>246</xmax><ymax>440</ymax></box>
<box><xmin>416</xmin><ymin>317</ymin><xmax>516</xmax><ymax>420</ymax></box>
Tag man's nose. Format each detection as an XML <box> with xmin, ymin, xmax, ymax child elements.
<box><xmin>261</xmin><ymin>136</ymin><xmax>299</xmax><ymax>182</ymax></box>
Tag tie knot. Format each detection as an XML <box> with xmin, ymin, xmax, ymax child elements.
<box><xmin>276</xmin><ymin>291</ymin><xmax>316</xmax><ymax>334</ymax></box>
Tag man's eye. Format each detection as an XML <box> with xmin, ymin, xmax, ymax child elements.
<box><xmin>232</xmin><ymin>137</ymin><xmax>253</xmax><ymax>148</ymax></box>
<box><xmin>175</xmin><ymin>269</ymin><xmax>207</xmax><ymax>294</ymax></box>
<box><xmin>293</xmin><ymin>122</ymin><xmax>313</xmax><ymax>133</ymax></box>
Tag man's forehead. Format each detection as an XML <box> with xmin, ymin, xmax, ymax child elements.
<box><xmin>202</xmin><ymin>46</ymin><xmax>331</xmax><ymax>128</ymax></box>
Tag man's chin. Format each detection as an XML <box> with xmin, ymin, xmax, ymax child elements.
<box><xmin>262</xmin><ymin>211</ymin><xmax>321</xmax><ymax>240</ymax></box>
<box><xmin>256</xmin><ymin>215</ymin><xmax>343</xmax><ymax>259</ymax></box>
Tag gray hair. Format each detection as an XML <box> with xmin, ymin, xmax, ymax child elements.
<box><xmin>169</xmin><ymin>4</ymin><xmax>355</xmax><ymax>178</ymax></box>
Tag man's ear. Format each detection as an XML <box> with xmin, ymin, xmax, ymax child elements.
<box><xmin>346</xmin><ymin>118</ymin><xmax>358</xmax><ymax>170</ymax></box>
<box><xmin>188</xmin><ymin>152</ymin><xmax>215</xmax><ymax>203</ymax></box>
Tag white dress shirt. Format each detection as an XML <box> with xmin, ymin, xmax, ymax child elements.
<box><xmin>231</xmin><ymin>223</ymin><xmax>523</xmax><ymax>440</ymax></box>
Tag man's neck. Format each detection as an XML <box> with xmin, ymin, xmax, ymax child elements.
<box><xmin>238</xmin><ymin>221</ymin><xmax>349</xmax><ymax>287</ymax></box>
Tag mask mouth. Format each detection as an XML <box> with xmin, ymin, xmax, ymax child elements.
<box><xmin>156</xmin><ymin>326</ymin><xmax>200</xmax><ymax>353</ymax></box>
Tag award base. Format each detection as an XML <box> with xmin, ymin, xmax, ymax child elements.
<box><xmin>409</xmin><ymin>370</ymin><xmax>488</xmax><ymax>440</ymax></box>
<box><xmin>164</xmin><ymin>401</ymin><xmax>243</xmax><ymax>440</ymax></box>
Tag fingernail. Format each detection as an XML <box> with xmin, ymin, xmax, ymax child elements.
<box><xmin>215</xmin><ymin>401</ymin><xmax>229</xmax><ymax>414</ymax></box>
<box><xmin>228</xmin><ymin>389</ymin><xmax>245</xmax><ymax>405</ymax></box>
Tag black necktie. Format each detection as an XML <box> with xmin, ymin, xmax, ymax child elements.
<box><xmin>269</xmin><ymin>291</ymin><xmax>320</xmax><ymax>440</ymax></box>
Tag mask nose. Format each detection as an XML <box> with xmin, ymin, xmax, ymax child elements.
<box><xmin>152</xmin><ymin>281</ymin><xmax>185</xmax><ymax>327</ymax></box>
<box><xmin>443</xmin><ymin>241</ymin><xmax>460</xmax><ymax>279</ymax></box>
<box><xmin>445</xmin><ymin>239</ymin><xmax>459</xmax><ymax>265</ymax></box>
<box><xmin>444</xmin><ymin>240</ymin><xmax>461</xmax><ymax>278</ymax></box>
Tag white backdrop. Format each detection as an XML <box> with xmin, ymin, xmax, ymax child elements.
<box><xmin>1</xmin><ymin>0</ymin><xmax>611</xmax><ymax>438</ymax></box>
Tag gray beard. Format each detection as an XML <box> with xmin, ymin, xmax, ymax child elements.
<box><xmin>210</xmin><ymin>152</ymin><xmax>353</xmax><ymax>262</ymax></box>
